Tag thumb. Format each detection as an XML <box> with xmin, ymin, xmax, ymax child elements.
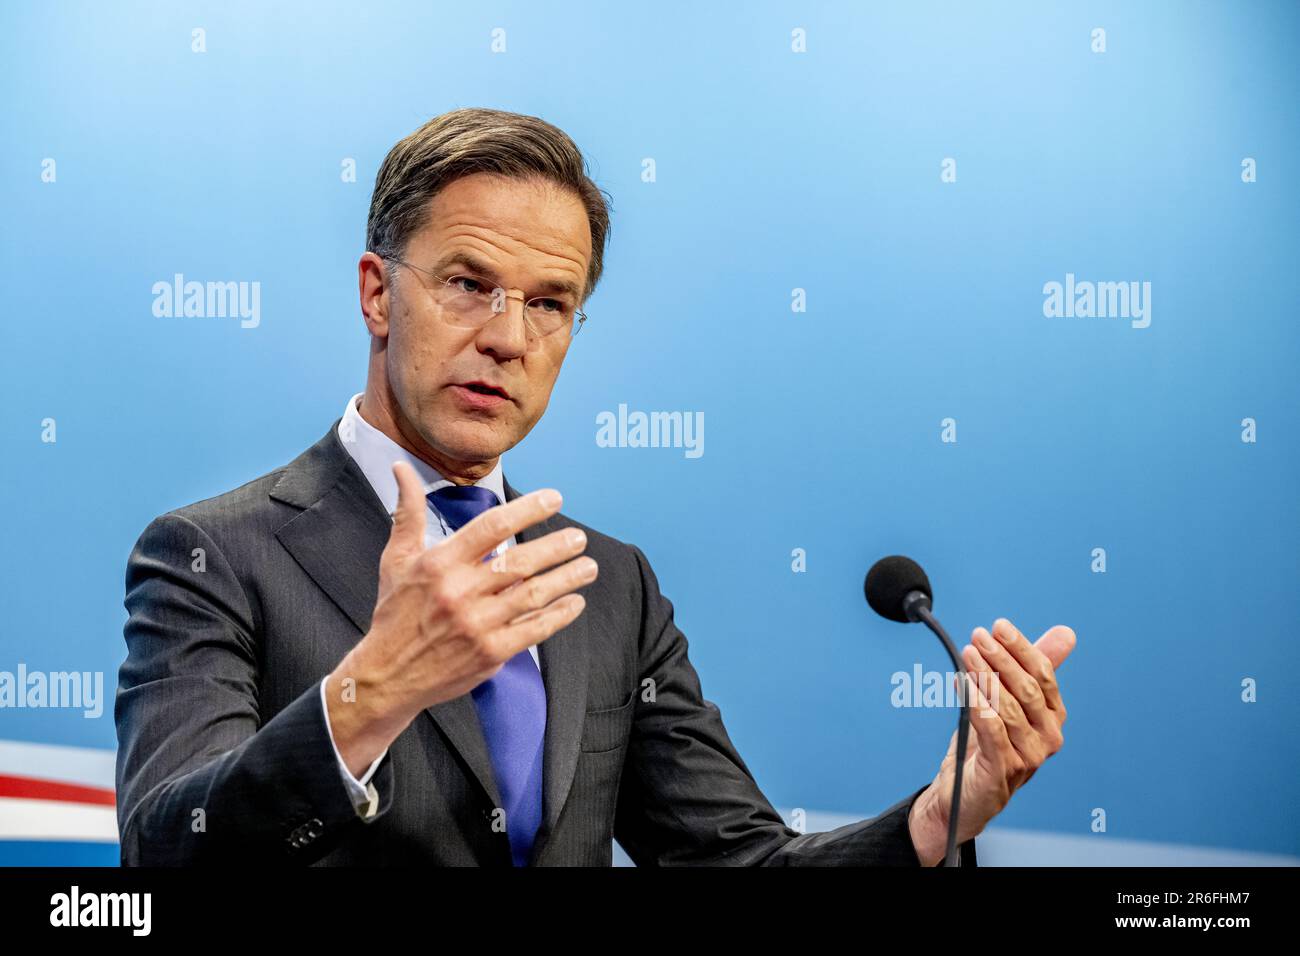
<box><xmin>386</xmin><ymin>460</ymin><xmax>427</xmax><ymax>556</ymax></box>
<box><xmin>1034</xmin><ymin>625</ymin><xmax>1077</xmax><ymax>671</ymax></box>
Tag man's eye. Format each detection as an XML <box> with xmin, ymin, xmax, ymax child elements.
<box><xmin>534</xmin><ymin>298</ymin><xmax>563</xmax><ymax>314</ymax></box>
<box><xmin>452</xmin><ymin>276</ymin><xmax>489</xmax><ymax>294</ymax></box>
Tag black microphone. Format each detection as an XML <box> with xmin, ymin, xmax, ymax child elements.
<box><xmin>864</xmin><ymin>555</ymin><xmax>971</xmax><ymax>867</ymax></box>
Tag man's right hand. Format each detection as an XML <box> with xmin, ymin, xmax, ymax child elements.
<box><xmin>325</xmin><ymin>460</ymin><xmax>597</xmax><ymax>778</ymax></box>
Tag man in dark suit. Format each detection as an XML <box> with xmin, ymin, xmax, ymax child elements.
<box><xmin>115</xmin><ymin>108</ymin><xmax>1075</xmax><ymax>866</ymax></box>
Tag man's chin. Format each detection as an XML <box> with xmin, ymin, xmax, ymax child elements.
<box><xmin>422</xmin><ymin>422</ymin><xmax>516</xmax><ymax>469</ymax></box>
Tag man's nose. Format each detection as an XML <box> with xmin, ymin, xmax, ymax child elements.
<box><xmin>476</xmin><ymin>291</ymin><xmax>529</xmax><ymax>358</ymax></box>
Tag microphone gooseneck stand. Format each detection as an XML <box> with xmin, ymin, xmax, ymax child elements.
<box><xmin>903</xmin><ymin>589</ymin><xmax>971</xmax><ymax>868</ymax></box>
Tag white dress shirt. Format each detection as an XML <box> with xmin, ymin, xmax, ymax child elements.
<box><xmin>319</xmin><ymin>392</ymin><xmax>538</xmax><ymax>818</ymax></box>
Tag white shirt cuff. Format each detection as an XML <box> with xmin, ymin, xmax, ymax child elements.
<box><xmin>319</xmin><ymin>677</ymin><xmax>385</xmax><ymax>819</ymax></box>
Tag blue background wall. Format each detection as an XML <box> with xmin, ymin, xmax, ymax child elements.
<box><xmin>2</xmin><ymin>0</ymin><xmax>1297</xmax><ymax>865</ymax></box>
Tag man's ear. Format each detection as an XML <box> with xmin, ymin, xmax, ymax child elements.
<box><xmin>359</xmin><ymin>252</ymin><xmax>392</xmax><ymax>337</ymax></box>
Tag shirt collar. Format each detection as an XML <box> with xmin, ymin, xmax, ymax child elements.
<box><xmin>337</xmin><ymin>392</ymin><xmax>507</xmax><ymax>516</ymax></box>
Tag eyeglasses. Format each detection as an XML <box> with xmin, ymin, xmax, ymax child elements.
<box><xmin>384</xmin><ymin>256</ymin><xmax>587</xmax><ymax>339</ymax></box>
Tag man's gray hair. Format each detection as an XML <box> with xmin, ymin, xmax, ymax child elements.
<box><xmin>366</xmin><ymin>107</ymin><xmax>613</xmax><ymax>302</ymax></box>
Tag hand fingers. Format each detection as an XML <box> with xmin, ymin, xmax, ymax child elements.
<box><xmin>963</xmin><ymin>643</ymin><xmax>1043</xmax><ymax>768</ymax></box>
<box><xmin>1035</xmin><ymin>624</ymin><xmax>1078</xmax><ymax>672</ymax></box>
<box><xmin>957</xmin><ymin>662</ymin><xmax>1015</xmax><ymax>778</ymax></box>
<box><xmin>447</xmin><ymin>488</ymin><xmax>564</xmax><ymax>564</ymax></box>
<box><xmin>386</xmin><ymin>461</ymin><xmax>428</xmax><ymax>556</ymax></box>
<box><xmin>480</xmin><ymin>553</ymin><xmax>598</xmax><ymax>630</ymax></box>
<box><xmin>973</xmin><ymin>622</ymin><xmax>1055</xmax><ymax>733</ymax></box>
<box><xmin>478</xmin><ymin>527</ymin><xmax>591</xmax><ymax>594</ymax></box>
<box><xmin>490</xmin><ymin>593</ymin><xmax>587</xmax><ymax>661</ymax></box>
<box><xmin>992</xmin><ymin>618</ymin><xmax>1068</xmax><ymax>721</ymax></box>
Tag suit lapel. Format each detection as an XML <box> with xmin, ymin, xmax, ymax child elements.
<box><xmin>269</xmin><ymin>427</ymin><xmax>591</xmax><ymax>862</ymax></box>
<box><xmin>504</xmin><ymin>479</ymin><xmax>590</xmax><ymax>865</ymax></box>
<box><xmin>270</xmin><ymin>424</ymin><xmax>389</xmax><ymax>637</ymax></box>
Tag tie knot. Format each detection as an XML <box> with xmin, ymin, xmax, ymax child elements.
<box><xmin>428</xmin><ymin>484</ymin><xmax>501</xmax><ymax>532</ymax></box>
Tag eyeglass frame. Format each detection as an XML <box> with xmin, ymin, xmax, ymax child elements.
<box><xmin>382</xmin><ymin>254</ymin><xmax>587</xmax><ymax>339</ymax></box>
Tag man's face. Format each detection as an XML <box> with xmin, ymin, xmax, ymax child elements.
<box><xmin>374</xmin><ymin>173</ymin><xmax>592</xmax><ymax>471</ymax></box>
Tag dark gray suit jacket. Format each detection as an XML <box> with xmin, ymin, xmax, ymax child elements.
<box><xmin>115</xmin><ymin>421</ymin><xmax>978</xmax><ymax>866</ymax></box>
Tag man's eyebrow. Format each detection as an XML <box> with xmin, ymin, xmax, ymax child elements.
<box><xmin>432</xmin><ymin>252</ymin><xmax>584</xmax><ymax>300</ymax></box>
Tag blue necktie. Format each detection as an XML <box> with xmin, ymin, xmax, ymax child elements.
<box><xmin>428</xmin><ymin>484</ymin><xmax>547</xmax><ymax>867</ymax></box>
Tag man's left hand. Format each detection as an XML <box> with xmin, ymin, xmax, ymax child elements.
<box><xmin>907</xmin><ymin>618</ymin><xmax>1077</xmax><ymax>865</ymax></box>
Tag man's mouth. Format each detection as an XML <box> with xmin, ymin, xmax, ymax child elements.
<box><xmin>451</xmin><ymin>381</ymin><xmax>512</xmax><ymax>407</ymax></box>
<box><xmin>458</xmin><ymin>380</ymin><xmax>510</xmax><ymax>399</ymax></box>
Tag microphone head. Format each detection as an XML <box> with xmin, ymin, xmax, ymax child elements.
<box><xmin>864</xmin><ymin>555</ymin><xmax>932</xmax><ymax>623</ymax></box>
